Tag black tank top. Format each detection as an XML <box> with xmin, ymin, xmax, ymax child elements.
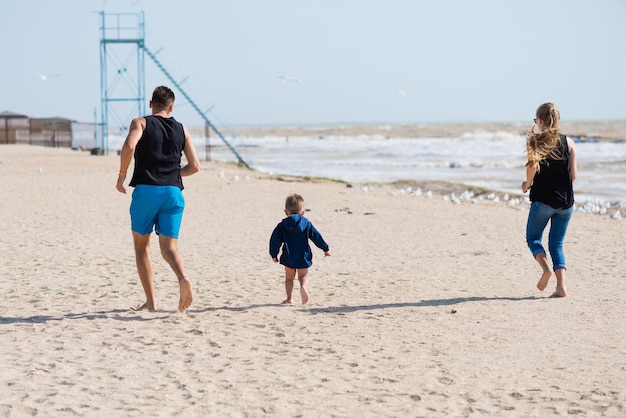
<box><xmin>129</xmin><ymin>115</ymin><xmax>185</xmax><ymax>190</ymax></box>
<box><xmin>529</xmin><ymin>134</ymin><xmax>574</xmax><ymax>209</ymax></box>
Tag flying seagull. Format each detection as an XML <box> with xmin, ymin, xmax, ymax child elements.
<box><xmin>278</xmin><ymin>75</ymin><xmax>300</xmax><ymax>83</ymax></box>
<box><xmin>34</xmin><ymin>71</ymin><xmax>61</xmax><ymax>81</ymax></box>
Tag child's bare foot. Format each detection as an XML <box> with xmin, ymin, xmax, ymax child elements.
<box><xmin>281</xmin><ymin>299</ymin><xmax>293</xmax><ymax>305</ymax></box>
<box><xmin>300</xmin><ymin>287</ymin><xmax>309</xmax><ymax>304</ymax></box>
<box><xmin>178</xmin><ymin>277</ymin><xmax>193</xmax><ymax>312</ymax></box>
<box><xmin>536</xmin><ymin>270</ymin><xmax>552</xmax><ymax>291</ymax></box>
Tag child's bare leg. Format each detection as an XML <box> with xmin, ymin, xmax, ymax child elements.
<box><xmin>297</xmin><ymin>268</ymin><xmax>310</xmax><ymax>304</ymax></box>
<box><xmin>550</xmin><ymin>268</ymin><xmax>567</xmax><ymax>298</ymax></box>
<box><xmin>535</xmin><ymin>252</ymin><xmax>552</xmax><ymax>291</ymax></box>
<box><xmin>282</xmin><ymin>267</ymin><xmax>296</xmax><ymax>304</ymax></box>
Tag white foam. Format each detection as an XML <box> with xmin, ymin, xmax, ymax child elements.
<box><xmin>108</xmin><ymin>130</ymin><xmax>626</xmax><ymax>214</ymax></box>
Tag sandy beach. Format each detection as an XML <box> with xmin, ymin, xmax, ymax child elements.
<box><xmin>0</xmin><ymin>144</ymin><xmax>624</xmax><ymax>417</ymax></box>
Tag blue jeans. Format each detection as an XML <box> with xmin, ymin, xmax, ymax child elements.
<box><xmin>526</xmin><ymin>202</ymin><xmax>573</xmax><ymax>271</ymax></box>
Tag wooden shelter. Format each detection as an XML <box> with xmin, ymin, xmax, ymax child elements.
<box><xmin>0</xmin><ymin>111</ymin><xmax>74</xmax><ymax>147</ymax></box>
<box><xmin>0</xmin><ymin>111</ymin><xmax>29</xmax><ymax>144</ymax></box>
<box><xmin>29</xmin><ymin>117</ymin><xmax>73</xmax><ymax>147</ymax></box>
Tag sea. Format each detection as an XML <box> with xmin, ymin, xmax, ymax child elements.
<box><xmin>108</xmin><ymin>127</ymin><xmax>626</xmax><ymax>213</ymax></box>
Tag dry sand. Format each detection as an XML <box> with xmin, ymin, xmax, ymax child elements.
<box><xmin>0</xmin><ymin>145</ymin><xmax>624</xmax><ymax>417</ymax></box>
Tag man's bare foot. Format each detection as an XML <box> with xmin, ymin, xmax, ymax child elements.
<box><xmin>178</xmin><ymin>277</ymin><xmax>193</xmax><ymax>312</ymax></box>
<box><xmin>300</xmin><ymin>287</ymin><xmax>309</xmax><ymax>305</ymax></box>
<box><xmin>536</xmin><ymin>270</ymin><xmax>552</xmax><ymax>291</ymax></box>
<box><xmin>281</xmin><ymin>299</ymin><xmax>293</xmax><ymax>305</ymax></box>
<box><xmin>550</xmin><ymin>288</ymin><xmax>567</xmax><ymax>298</ymax></box>
<box><xmin>131</xmin><ymin>302</ymin><xmax>156</xmax><ymax>311</ymax></box>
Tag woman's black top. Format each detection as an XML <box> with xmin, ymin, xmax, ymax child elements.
<box><xmin>530</xmin><ymin>134</ymin><xmax>574</xmax><ymax>209</ymax></box>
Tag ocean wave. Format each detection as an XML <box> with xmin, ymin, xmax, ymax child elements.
<box><xmin>107</xmin><ymin>130</ymin><xmax>626</xmax><ymax>212</ymax></box>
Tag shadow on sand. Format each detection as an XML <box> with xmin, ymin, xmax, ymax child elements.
<box><xmin>0</xmin><ymin>309</ymin><xmax>172</xmax><ymax>324</ymax></box>
<box><xmin>192</xmin><ymin>295</ymin><xmax>539</xmax><ymax>315</ymax></box>
<box><xmin>1</xmin><ymin>296</ymin><xmax>540</xmax><ymax>324</ymax></box>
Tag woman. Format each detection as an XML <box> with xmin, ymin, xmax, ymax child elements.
<box><xmin>522</xmin><ymin>102</ymin><xmax>577</xmax><ymax>297</ymax></box>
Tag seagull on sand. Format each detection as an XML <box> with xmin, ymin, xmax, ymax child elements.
<box><xmin>34</xmin><ymin>71</ymin><xmax>61</xmax><ymax>81</ymax></box>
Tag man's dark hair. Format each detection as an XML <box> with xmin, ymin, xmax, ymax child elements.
<box><xmin>151</xmin><ymin>85</ymin><xmax>175</xmax><ymax>109</ymax></box>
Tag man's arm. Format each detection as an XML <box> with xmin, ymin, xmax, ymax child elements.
<box><xmin>180</xmin><ymin>125</ymin><xmax>200</xmax><ymax>177</ymax></box>
<box><xmin>116</xmin><ymin>117</ymin><xmax>145</xmax><ymax>194</ymax></box>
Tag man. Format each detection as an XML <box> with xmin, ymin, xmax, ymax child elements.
<box><xmin>116</xmin><ymin>85</ymin><xmax>200</xmax><ymax>312</ymax></box>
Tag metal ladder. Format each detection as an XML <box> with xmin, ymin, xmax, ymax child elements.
<box><xmin>143</xmin><ymin>46</ymin><xmax>249</xmax><ymax>168</ymax></box>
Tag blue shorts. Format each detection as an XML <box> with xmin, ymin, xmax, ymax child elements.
<box><xmin>130</xmin><ymin>185</ymin><xmax>185</xmax><ymax>238</ymax></box>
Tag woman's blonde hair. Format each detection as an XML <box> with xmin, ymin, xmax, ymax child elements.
<box><xmin>526</xmin><ymin>102</ymin><xmax>563</xmax><ymax>168</ymax></box>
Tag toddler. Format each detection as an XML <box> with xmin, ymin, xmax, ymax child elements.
<box><xmin>269</xmin><ymin>194</ymin><xmax>330</xmax><ymax>304</ymax></box>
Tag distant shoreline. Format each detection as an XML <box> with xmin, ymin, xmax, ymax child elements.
<box><xmin>190</xmin><ymin>120</ymin><xmax>626</xmax><ymax>141</ymax></box>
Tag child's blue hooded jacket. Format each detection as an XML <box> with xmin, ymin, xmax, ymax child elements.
<box><xmin>269</xmin><ymin>214</ymin><xmax>329</xmax><ymax>269</ymax></box>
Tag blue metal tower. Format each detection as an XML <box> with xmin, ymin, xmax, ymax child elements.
<box><xmin>98</xmin><ymin>11</ymin><xmax>248</xmax><ymax>167</ymax></box>
<box><xmin>99</xmin><ymin>11</ymin><xmax>146</xmax><ymax>155</ymax></box>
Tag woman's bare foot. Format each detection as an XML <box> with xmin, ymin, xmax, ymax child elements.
<box><xmin>536</xmin><ymin>270</ymin><xmax>552</xmax><ymax>291</ymax></box>
<box><xmin>300</xmin><ymin>287</ymin><xmax>309</xmax><ymax>304</ymax></box>
<box><xmin>281</xmin><ymin>299</ymin><xmax>293</xmax><ymax>305</ymax></box>
<box><xmin>550</xmin><ymin>287</ymin><xmax>567</xmax><ymax>298</ymax></box>
<box><xmin>131</xmin><ymin>302</ymin><xmax>157</xmax><ymax>311</ymax></box>
<box><xmin>178</xmin><ymin>277</ymin><xmax>193</xmax><ymax>312</ymax></box>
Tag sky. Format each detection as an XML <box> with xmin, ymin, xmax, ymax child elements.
<box><xmin>1</xmin><ymin>0</ymin><xmax>625</xmax><ymax>130</ymax></box>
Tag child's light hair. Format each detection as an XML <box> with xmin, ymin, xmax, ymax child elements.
<box><xmin>526</xmin><ymin>102</ymin><xmax>564</xmax><ymax>170</ymax></box>
<box><xmin>285</xmin><ymin>193</ymin><xmax>305</xmax><ymax>214</ymax></box>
